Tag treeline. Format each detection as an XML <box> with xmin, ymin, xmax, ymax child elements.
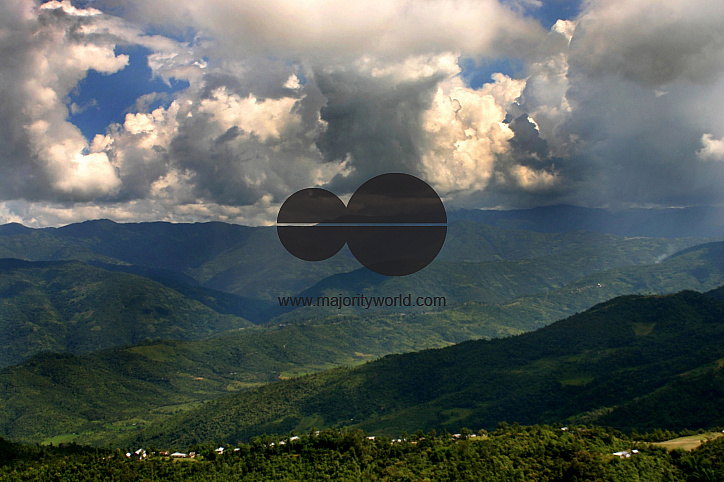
<box><xmin>1</xmin><ymin>424</ymin><xmax>723</xmax><ymax>481</ymax></box>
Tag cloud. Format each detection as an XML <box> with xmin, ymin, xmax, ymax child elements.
<box><xmin>569</xmin><ymin>0</ymin><xmax>724</xmax><ymax>87</ymax></box>
<box><xmin>506</xmin><ymin>6</ymin><xmax>724</xmax><ymax>208</ymax></box>
<box><xmin>197</xmin><ymin>88</ymin><xmax>300</xmax><ymax>143</ymax></box>
<box><xmin>0</xmin><ymin>0</ymin><xmax>552</xmax><ymax>226</ymax></box>
<box><xmin>0</xmin><ymin>0</ymin><xmax>208</xmax><ymax>206</ymax></box>
<box><xmin>697</xmin><ymin>134</ymin><xmax>724</xmax><ymax>161</ymax></box>
<box><xmin>510</xmin><ymin>164</ymin><xmax>558</xmax><ymax>191</ymax></box>
<box><xmin>2</xmin><ymin>0</ymin><xmax>724</xmax><ymax>228</ymax></box>
<box><xmin>0</xmin><ymin>196</ymin><xmax>280</xmax><ymax>228</ymax></box>
<box><xmin>419</xmin><ymin>73</ymin><xmax>523</xmax><ymax>193</ymax></box>
<box><xmin>0</xmin><ymin>0</ymin><xmax>128</xmax><ymax>201</ymax></box>
<box><xmin>116</xmin><ymin>0</ymin><xmax>546</xmax><ymax>61</ymax></box>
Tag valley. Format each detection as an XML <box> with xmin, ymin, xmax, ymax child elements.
<box><xmin>0</xmin><ymin>212</ymin><xmax>722</xmax><ymax>460</ymax></box>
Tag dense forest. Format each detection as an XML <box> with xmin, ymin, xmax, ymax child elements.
<box><xmin>120</xmin><ymin>289</ymin><xmax>724</xmax><ymax>449</ymax></box>
<box><xmin>2</xmin><ymin>425</ymin><xmax>723</xmax><ymax>481</ymax></box>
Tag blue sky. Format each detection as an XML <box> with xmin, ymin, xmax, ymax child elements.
<box><xmin>69</xmin><ymin>45</ymin><xmax>189</xmax><ymax>141</ymax></box>
<box><xmin>530</xmin><ymin>0</ymin><xmax>582</xmax><ymax>29</ymax></box>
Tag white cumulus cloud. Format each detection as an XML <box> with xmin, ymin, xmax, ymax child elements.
<box><xmin>697</xmin><ymin>134</ymin><xmax>724</xmax><ymax>162</ymax></box>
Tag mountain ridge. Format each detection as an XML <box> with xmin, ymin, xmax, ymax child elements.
<box><xmin>0</xmin><ymin>259</ymin><xmax>250</xmax><ymax>368</ymax></box>
<box><xmin>448</xmin><ymin>205</ymin><xmax>724</xmax><ymax>238</ymax></box>
<box><xmin>122</xmin><ymin>288</ymin><xmax>724</xmax><ymax>448</ymax></box>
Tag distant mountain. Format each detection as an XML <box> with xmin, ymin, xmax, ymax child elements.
<box><xmin>0</xmin><ymin>220</ymin><xmax>359</xmax><ymax>302</ymax></box>
<box><xmin>281</xmin><ymin>236</ymin><xmax>724</xmax><ymax>319</ymax></box>
<box><xmin>0</xmin><ymin>217</ymin><xmax>716</xmax><ymax>306</ymax></box>
<box><xmin>449</xmin><ymin>205</ymin><xmax>724</xmax><ymax>238</ymax></box>
<box><xmin>0</xmin><ymin>259</ymin><xmax>250</xmax><ymax>368</ymax></box>
<box><xmin>0</xmin><ymin>223</ymin><xmax>33</xmax><ymax>236</ymax></box>
<box><xmin>125</xmin><ymin>289</ymin><xmax>724</xmax><ymax>448</ymax></box>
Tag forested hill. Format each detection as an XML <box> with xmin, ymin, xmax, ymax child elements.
<box><xmin>127</xmin><ymin>288</ymin><xmax>724</xmax><ymax>448</ymax></box>
<box><xmin>0</xmin><ymin>259</ymin><xmax>250</xmax><ymax>367</ymax></box>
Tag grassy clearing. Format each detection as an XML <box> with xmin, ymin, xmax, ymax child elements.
<box><xmin>652</xmin><ymin>432</ymin><xmax>724</xmax><ymax>451</ymax></box>
<box><xmin>42</xmin><ymin>433</ymin><xmax>78</xmax><ymax>445</ymax></box>
<box><xmin>633</xmin><ymin>322</ymin><xmax>656</xmax><ymax>336</ymax></box>
<box><xmin>559</xmin><ymin>375</ymin><xmax>595</xmax><ymax>386</ymax></box>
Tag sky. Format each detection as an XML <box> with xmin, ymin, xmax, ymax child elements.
<box><xmin>1</xmin><ymin>0</ymin><xmax>724</xmax><ymax>227</ymax></box>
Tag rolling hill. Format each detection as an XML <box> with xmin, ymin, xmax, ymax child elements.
<box><xmin>274</xmin><ymin>239</ymin><xmax>724</xmax><ymax>323</ymax></box>
<box><xmin>123</xmin><ymin>288</ymin><xmax>724</xmax><ymax>448</ymax></box>
<box><xmin>0</xmin><ymin>259</ymin><xmax>250</xmax><ymax>368</ymax></box>
<box><xmin>0</xmin><ymin>217</ymin><xmax>723</xmax><ymax>447</ymax></box>
<box><xmin>2</xmin><ymin>241</ymin><xmax>724</xmax><ymax>444</ymax></box>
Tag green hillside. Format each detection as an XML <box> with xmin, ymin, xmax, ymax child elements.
<box><xmin>87</xmin><ymin>261</ymin><xmax>276</xmax><ymax>322</ymax></box>
<box><xmin>0</xmin><ymin>307</ymin><xmax>526</xmax><ymax>445</ymax></box>
<box><xmin>437</xmin><ymin>221</ymin><xmax>689</xmax><ymax>263</ymax></box>
<box><xmin>1</xmin><ymin>242</ymin><xmax>724</xmax><ymax>445</ymax></box>
<box><xmin>279</xmin><ymin>223</ymin><xmax>720</xmax><ymax>322</ymax></box>
<box><xmin>0</xmin><ymin>259</ymin><xmax>250</xmax><ymax>368</ymax></box>
<box><xmin>124</xmin><ymin>289</ymin><xmax>724</xmax><ymax>448</ymax></box>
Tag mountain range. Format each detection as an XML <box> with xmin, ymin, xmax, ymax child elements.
<box><xmin>0</xmin><ymin>240</ymin><xmax>722</xmax><ymax>445</ymax></box>
<box><xmin>449</xmin><ymin>205</ymin><xmax>724</xmax><ymax>238</ymax></box>
<box><xmin>0</xmin><ymin>205</ymin><xmax>723</xmax><ymax>448</ymax></box>
<box><xmin>1</xmin><ymin>214</ymin><xmax>717</xmax><ymax>368</ymax></box>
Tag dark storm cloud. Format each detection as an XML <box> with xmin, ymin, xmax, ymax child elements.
<box><xmin>315</xmin><ymin>70</ymin><xmax>444</xmax><ymax>195</ymax></box>
<box><xmin>569</xmin><ymin>0</ymin><xmax>724</xmax><ymax>87</ymax></box>
<box><xmin>507</xmin><ymin>114</ymin><xmax>548</xmax><ymax>157</ymax></box>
